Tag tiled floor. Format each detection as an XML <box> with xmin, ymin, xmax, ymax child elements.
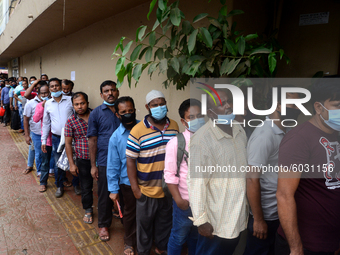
<box><xmin>0</xmin><ymin>125</ymin><xmax>124</xmax><ymax>254</ymax></box>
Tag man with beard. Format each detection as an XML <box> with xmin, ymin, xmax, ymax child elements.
<box><xmin>126</xmin><ymin>90</ymin><xmax>179</xmax><ymax>255</ymax></box>
<box><xmin>244</xmin><ymin>87</ymin><xmax>301</xmax><ymax>255</ymax></box>
<box><xmin>107</xmin><ymin>96</ymin><xmax>139</xmax><ymax>255</ymax></box>
<box><xmin>65</xmin><ymin>92</ymin><xmax>93</xmax><ymax>223</ymax></box>
<box><xmin>87</xmin><ymin>80</ymin><xmax>120</xmax><ymax>242</ymax></box>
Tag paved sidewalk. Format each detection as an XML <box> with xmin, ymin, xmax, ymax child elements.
<box><xmin>0</xmin><ymin>125</ymin><xmax>124</xmax><ymax>254</ymax></box>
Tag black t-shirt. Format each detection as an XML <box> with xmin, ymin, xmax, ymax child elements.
<box><xmin>278</xmin><ymin>121</ymin><xmax>340</xmax><ymax>252</ymax></box>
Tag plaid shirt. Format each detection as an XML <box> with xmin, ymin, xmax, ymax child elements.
<box><xmin>64</xmin><ymin>112</ymin><xmax>90</xmax><ymax>160</ymax></box>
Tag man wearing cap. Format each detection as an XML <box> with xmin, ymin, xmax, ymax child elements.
<box><xmin>126</xmin><ymin>90</ymin><xmax>179</xmax><ymax>255</ymax></box>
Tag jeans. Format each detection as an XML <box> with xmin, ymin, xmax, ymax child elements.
<box><xmin>40</xmin><ymin>146</ymin><xmax>52</xmax><ymax>186</ymax></box>
<box><xmin>168</xmin><ymin>200</ymin><xmax>198</xmax><ymax>255</ymax></box>
<box><xmin>76</xmin><ymin>159</ymin><xmax>93</xmax><ymax>212</ymax></box>
<box><xmin>27</xmin><ymin>132</ymin><xmax>35</xmax><ymax>168</ymax></box>
<box><xmin>97</xmin><ymin>166</ymin><xmax>113</xmax><ymax>228</ymax></box>
<box><xmin>120</xmin><ymin>184</ymin><xmax>136</xmax><ymax>247</ymax></box>
<box><xmin>52</xmin><ymin>135</ymin><xmax>65</xmax><ymax>188</ymax></box>
<box><xmin>196</xmin><ymin>234</ymin><xmax>240</xmax><ymax>255</ymax></box>
<box><xmin>18</xmin><ymin>103</ymin><xmax>24</xmax><ymax>130</ymax></box>
<box><xmin>3</xmin><ymin>103</ymin><xmax>10</xmax><ymax>124</ymax></box>
<box><xmin>275</xmin><ymin>233</ymin><xmax>335</xmax><ymax>255</ymax></box>
<box><xmin>243</xmin><ymin>215</ymin><xmax>280</xmax><ymax>255</ymax></box>
<box><xmin>50</xmin><ymin>150</ymin><xmax>55</xmax><ymax>173</ymax></box>
<box><xmin>31</xmin><ymin>132</ymin><xmax>42</xmax><ymax>173</ymax></box>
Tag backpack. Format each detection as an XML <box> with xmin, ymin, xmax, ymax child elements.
<box><xmin>162</xmin><ymin>133</ymin><xmax>189</xmax><ymax>197</ymax></box>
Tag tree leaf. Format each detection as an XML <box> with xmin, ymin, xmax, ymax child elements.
<box><xmin>220</xmin><ymin>58</ymin><xmax>230</xmax><ymax>76</ymax></box>
<box><xmin>170</xmin><ymin>34</ymin><xmax>178</xmax><ymax>50</ymax></box>
<box><xmin>148</xmin><ymin>62</ymin><xmax>158</xmax><ymax>75</ymax></box>
<box><xmin>138</xmin><ymin>26</ymin><xmax>147</xmax><ymax>41</ymax></box>
<box><xmin>145</xmin><ymin>47</ymin><xmax>153</xmax><ymax>62</ymax></box>
<box><xmin>132</xmin><ymin>64</ymin><xmax>143</xmax><ymax>82</ymax></box>
<box><xmin>159</xmin><ymin>59</ymin><xmax>168</xmax><ymax>73</ymax></box>
<box><xmin>188</xmin><ymin>29</ymin><xmax>198</xmax><ymax>54</ymax></box>
<box><xmin>279</xmin><ymin>49</ymin><xmax>284</xmax><ymax>60</ymax></box>
<box><xmin>227</xmin><ymin>58</ymin><xmax>241</xmax><ymax>75</ymax></box>
<box><xmin>139</xmin><ymin>47</ymin><xmax>149</xmax><ymax>60</ymax></box>
<box><xmin>226</xmin><ymin>10</ymin><xmax>244</xmax><ymax>18</ymax></box>
<box><xmin>249</xmin><ymin>47</ymin><xmax>272</xmax><ymax>55</ymax></box>
<box><xmin>147</xmin><ymin>0</ymin><xmax>158</xmax><ymax>20</ymax></box>
<box><xmin>113</xmin><ymin>37</ymin><xmax>125</xmax><ymax>54</ymax></box>
<box><xmin>149</xmin><ymin>31</ymin><xmax>156</xmax><ymax>47</ymax></box>
<box><xmin>200</xmin><ymin>28</ymin><xmax>213</xmax><ymax>48</ymax></box>
<box><xmin>212</xmin><ymin>31</ymin><xmax>222</xmax><ymax>41</ymax></box>
<box><xmin>182</xmin><ymin>20</ymin><xmax>192</xmax><ymax>35</ymax></box>
<box><xmin>115</xmin><ymin>57</ymin><xmax>126</xmax><ymax>76</ymax></box>
<box><xmin>170</xmin><ymin>7</ymin><xmax>181</xmax><ymax>26</ymax></box>
<box><xmin>245</xmin><ymin>33</ymin><xmax>258</xmax><ymax>41</ymax></box>
<box><xmin>170</xmin><ymin>57</ymin><xmax>180</xmax><ymax>73</ymax></box>
<box><xmin>158</xmin><ymin>0</ymin><xmax>166</xmax><ymax>11</ymax></box>
<box><xmin>185</xmin><ymin>61</ymin><xmax>201</xmax><ymax>76</ymax></box>
<box><xmin>193</xmin><ymin>13</ymin><xmax>208</xmax><ymax>23</ymax></box>
<box><xmin>117</xmin><ymin>65</ymin><xmax>126</xmax><ymax>84</ymax></box>
<box><xmin>130</xmin><ymin>44</ymin><xmax>143</xmax><ymax>62</ymax></box>
<box><xmin>220</xmin><ymin>0</ymin><xmax>226</xmax><ymax>4</ymax></box>
<box><xmin>238</xmin><ymin>36</ymin><xmax>245</xmax><ymax>55</ymax></box>
<box><xmin>179</xmin><ymin>35</ymin><xmax>187</xmax><ymax>49</ymax></box>
<box><xmin>225</xmin><ymin>39</ymin><xmax>237</xmax><ymax>56</ymax></box>
<box><xmin>154</xmin><ymin>48</ymin><xmax>164</xmax><ymax>60</ymax></box>
<box><xmin>122</xmin><ymin>41</ymin><xmax>133</xmax><ymax>56</ymax></box>
<box><xmin>152</xmin><ymin>19</ymin><xmax>160</xmax><ymax>31</ymax></box>
<box><xmin>219</xmin><ymin>5</ymin><xmax>227</xmax><ymax>16</ymax></box>
<box><xmin>222</xmin><ymin>23</ymin><xmax>228</xmax><ymax>39</ymax></box>
<box><xmin>268</xmin><ymin>52</ymin><xmax>277</xmax><ymax>73</ymax></box>
<box><xmin>208</xmin><ymin>18</ymin><xmax>221</xmax><ymax>29</ymax></box>
<box><xmin>156</xmin><ymin>7</ymin><xmax>162</xmax><ymax>24</ymax></box>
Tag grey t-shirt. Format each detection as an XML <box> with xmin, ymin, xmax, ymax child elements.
<box><xmin>247</xmin><ymin>117</ymin><xmax>286</xmax><ymax>220</ymax></box>
<box><xmin>23</xmin><ymin>96</ymin><xmax>42</xmax><ymax>135</ymax></box>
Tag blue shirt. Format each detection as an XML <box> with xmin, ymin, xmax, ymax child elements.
<box><xmin>1</xmin><ymin>87</ymin><xmax>10</xmax><ymax>105</ymax></box>
<box><xmin>107</xmin><ymin>121</ymin><xmax>140</xmax><ymax>194</ymax></box>
<box><xmin>87</xmin><ymin>103</ymin><xmax>120</xmax><ymax>166</ymax></box>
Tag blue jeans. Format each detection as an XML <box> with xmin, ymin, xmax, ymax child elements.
<box><xmin>31</xmin><ymin>132</ymin><xmax>42</xmax><ymax>173</ymax></box>
<box><xmin>244</xmin><ymin>215</ymin><xmax>280</xmax><ymax>255</ymax></box>
<box><xmin>196</xmin><ymin>233</ymin><xmax>240</xmax><ymax>255</ymax></box>
<box><xmin>167</xmin><ymin>200</ymin><xmax>198</xmax><ymax>255</ymax></box>
<box><xmin>18</xmin><ymin>103</ymin><xmax>24</xmax><ymax>130</ymax></box>
<box><xmin>40</xmin><ymin>146</ymin><xmax>52</xmax><ymax>186</ymax></box>
<box><xmin>52</xmin><ymin>135</ymin><xmax>65</xmax><ymax>188</ymax></box>
<box><xmin>27</xmin><ymin>132</ymin><xmax>35</xmax><ymax>168</ymax></box>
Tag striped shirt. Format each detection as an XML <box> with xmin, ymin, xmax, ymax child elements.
<box><xmin>126</xmin><ymin>115</ymin><xmax>179</xmax><ymax>198</ymax></box>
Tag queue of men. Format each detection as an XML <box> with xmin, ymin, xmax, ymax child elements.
<box><xmin>0</xmin><ymin>75</ymin><xmax>339</xmax><ymax>255</ymax></box>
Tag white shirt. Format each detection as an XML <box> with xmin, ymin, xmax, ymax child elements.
<box><xmin>188</xmin><ymin>119</ymin><xmax>249</xmax><ymax>239</ymax></box>
<box><xmin>23</xmin><ymin>96</ymin><xmax>43</xmax><ymax>135</ymax></box>
<box><xmin>42</xmin><ymin>95</ymin><xmax>74</xmax><ymax>144</ymax></box>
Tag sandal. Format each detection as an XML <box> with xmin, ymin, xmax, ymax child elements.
<box><xmin>63</xmin><ymin>181</ymin><xmax>72</xmax><ymax>187</ymax></box>
<box><xmin>83</xmin><ymin>213</ymin><xmax>93</xmax><ymax>224</ymax></box>
<box><xmin>98</xmin><ymin>227</ymin><xmax>110</xmax><ymax>242</ymax></box>
<box><xmin>112</xmin><ymin>210</ymin><xmax>121</xmax><ymax>219</ymax></box>
<box><xmin>39</xmin><ymin>185</ymin><xmax>47</xmax><ymax>193</ymax></box>
<box><xmin>124</xmin><ymin>244</ymin><xmax>134</xmax><ymax>255</ymax></box>
<box><xmin>154</xmin><ymin>248</ymin><xmax>167</xmax><ymax>255</ymax></box>
<box><xmin>23</xmin><ymin>168</ymin><xmax>33</xmax><ymax>175</ymax></box>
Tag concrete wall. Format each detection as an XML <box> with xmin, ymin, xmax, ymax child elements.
<box><xmin>17</xmin><ymin>0</ymin><xmax>230</xmax><ymax>128</ymax></box>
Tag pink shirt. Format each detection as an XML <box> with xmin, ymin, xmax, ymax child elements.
<box><xmin>164</xmin><ymin>129</ymin><xmax>191</xmax><ymax>201</ymax></box>
<box><xmin>33</xmin><ymin>102</ymin><xmax>52</xmax><ymax>146</ymax></box>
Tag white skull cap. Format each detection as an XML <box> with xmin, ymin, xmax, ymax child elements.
<box><xmin>146</xmin><ymin>90</ymin><xmax>165</xmax><ymax>104</ymax></box>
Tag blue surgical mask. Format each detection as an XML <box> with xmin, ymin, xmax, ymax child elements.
<box><xmin>19</xmin><ymin>81</ymin><xmax>23</xmax><ymax>85</ymax></box>
<box><xmin>150</xmin><ymin>105</ymin><xmax>167</xmax><ymax>120</ymax></box>
<box><xmin>41</xmin><ymin>97</ymin><xmax>49</xmax><ymax>101</ymax></box>
<box><xmin>62</xmin><ymin>91</ymin><xmax>72</xmax><ymax>96</ymax></box>
<box><xmin>185</xmin><ymin>118</ymin><xmax>205</xmax><ymax>133</ymax></box>
<box><xmin>103</xmin><ymin>101</ymin><xmax>115</xmax><ymax>106</ymax></box>
<box><xmin>51</xmin><ymin>91</ymin><xmax>62</xmax><ymax>98</ymax></box>
<box><xmin>5</xmin><ymin>85</ymin><xmax>10</xmax><ymax>88</ymax></box>
<box><xmin>210</xmin><ymin>109</ymin><xmax>235</xmax><ymax>125</ymax></box>
<box><xmin>320</xmin><ymin>103</ymin><xmax>340</xmax><ymax>131</ymax></box>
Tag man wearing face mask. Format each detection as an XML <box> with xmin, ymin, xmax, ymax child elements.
<box><xmin>276</xmin><ymin>81</ymin><xmax>340</xmax><ymax>254</ymax></box>
<box><xmin>87</xmin><ymin>80</ymin><xmax>120</xmax><ymax>242</ymax></box>
<box><xmin>61</xmin><ymin>79</ymin><xmax>74</xmax><ymax>96</ymax></box>
<box><xmin>164</xmin><ymin>98</ymin><xmax>204</xmax><ymax>255</ymax></box>
<box><xmin>187</xmin><ymin>89</ymin><xmax>248</xmax><ymax>255</ymax></box>
<box><xmin>1</xmin><ymin>80</ymin><xmax>11</xmax><ymax>126</ymax></box>
<box><xmin>41</xmin><ymin>78</ymin><xmax>74</xmax><ymax>198</ymax></box>
<box><xmin>126</xmin><ymin>90</ymin><xmax>179</xmax><ymax>255</ymax></box>
<box><xmin>244</xmin><ymin>86</ymin><xmax>301</xmax><ymax>255</ymax></box>
<box><xmin>107</xmin><ymin>96</ymin><xmax>139</xmax><ymax>255</ymax></box>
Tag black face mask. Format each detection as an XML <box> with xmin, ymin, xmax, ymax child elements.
<box><xmin>120</xmin><ymin>112</ymin><xmax>136</xmax><ymax>129</ymax></box>
<box><xmin>279</xmin><ymin>107</ymin><xmax>301</xmax><ymax>121</ymax></box>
